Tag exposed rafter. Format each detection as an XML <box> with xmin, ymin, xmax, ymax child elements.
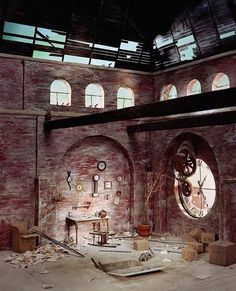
<box><xmin>127</xmin><ymin>108</ymin><xmax>236</xmax><ymax>133</ymax></box>
<box><xmin>0</xmin><ymin>0</ymin><xmax>235</xmax><ymax>72</ymax></box>
<box><xmin>44</xmin><ymin>88</ymin><xmax>236</xmax><ymax>130</ymax></box>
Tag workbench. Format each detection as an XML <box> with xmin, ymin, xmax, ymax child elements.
<box><xmin>66</xmin><ymin>216</ymin><xmax>109</xmax><ymax>244</ymax></box>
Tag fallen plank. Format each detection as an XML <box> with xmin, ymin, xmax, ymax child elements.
<box><xmin>31</xmin><ymin>228</ymin><xmax>84</xmax><ymax>258</ymax></box>
<box><xmin>91</xmin><ymin>258</ymin><xmax>99</xmax><ymax>269</ymax></box>
<box><xmin>107</xmin><ymin>266</ymin><xmax>166</xmax><ymax>277</ymax></box>
<box><xmin>99</xmin><ymin>250</ymin><xmax>132</xmax><ymax>253</ymax></box>
<box><xmin>88</xmin><ymin>242</ymin><xmax>120</xmax><ymax>247</ymax></box>
<box><xmin>153</xmin><ymin>248</ymin><xmax>181</xmax><ymax>254</ymax></box>
<box><xmin>149</xmin><ymin>239</ymin><xmax>187</xmax><ymax>245</ymax></box>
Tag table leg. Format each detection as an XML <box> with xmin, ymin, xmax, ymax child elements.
<box><xmin>75</xmin><ymin>222</ymin><xmax>78</xmax><ymax>245</ymax></box>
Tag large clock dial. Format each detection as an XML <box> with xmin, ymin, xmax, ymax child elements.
<box><xmin>175</xmin><ymin>159</ymin><xmax>216</xmax><ymax>218</ymax></box>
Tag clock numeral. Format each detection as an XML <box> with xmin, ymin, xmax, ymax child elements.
<box><xmin>183</xmin><ymin>196</ymin><xmax>189</xmax><ymax>204</ymax></box>
<box><xmin>191</xmin><ymin>206</ymin><xmax>197</xmax><ymax>215</ymax></box>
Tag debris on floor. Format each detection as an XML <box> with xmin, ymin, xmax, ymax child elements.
<box><xmin>139</xmin><ymin>251</ymin><xmax>153</xmax><ymax>262</ymax></box>
<box><xmin>4</xmin><ymin>243</ymin><xmax>69</xmax><ymax>269</ymax></box>
<box><xmin>42</xmin><ymin>284</ymin><xmax>54</xmax><ymax>289</ymax></box>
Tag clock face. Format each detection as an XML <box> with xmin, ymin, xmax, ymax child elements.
<box><xmin>97</xmin><ymin>161</ymin><xmax>106</xmax><ymax>171</ymax></box>
<box><xmin>174</xmin><ymin>159</ymin><xmax>216</xmax><ymax>218</ymax></box>
<box><xmin>93</xmin><ymin>174</ymin><xmax>100</xmax><ymax>181</ymax></box>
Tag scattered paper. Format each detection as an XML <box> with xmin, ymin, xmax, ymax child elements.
<box><xmin>195</xmin><ymin>273</ymin><xmax>211</xmax><ymax>280</ymax></box>
<box><xmin>42</xmin><ymin>284</ymin><xmax>54</xmax><ymax>289</ymax></box>
<box><xmin>40</xmin><ymin>270</ymin><xmax>49</xmax><ymax>274</ymax></box>
<box><xmin>162</xmin><ymin>258</ymin><xmax>172</xmax><ymax>262</ymax></box>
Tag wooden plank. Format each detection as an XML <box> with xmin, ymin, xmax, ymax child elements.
<box><xmin>44</xmin><ymin>88</ymin><xmax>236</xmax><ymax>130</ymax></box>
<box><xmin>107</xmin><ymin>266</ymin><xmax>165</xmax><ymax>277</ymax></box>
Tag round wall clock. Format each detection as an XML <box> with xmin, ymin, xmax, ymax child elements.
<box><xmin>93</xmin><ymin>174</ymin><xmax>100</xmax><ymax>181</ymax></box>
<box><xmin>175</xmin><ymin>159</ymin><xmax>216</xmax><ymax>218</ymax></box>
<box><xmin>97</xmin><ymin>161</ymin><xmax>106</xmax><ymax>171</ymax></box>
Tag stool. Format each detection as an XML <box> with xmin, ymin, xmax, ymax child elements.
<box><xmin>92</xmin><ymin>222</ymin><xmax>100</xmax><ymax>232</ymax></box>
<box><xmin>89</xmin><ymin>231</ymin><xmax>109</xmax><ymax>246</ymax></box>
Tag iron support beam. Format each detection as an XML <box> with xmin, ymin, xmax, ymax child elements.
<box><xmin>127</xmin><ymin>109</ymin><xmax>236</xmax><ymax>133</ymax></box>
<box><xmin>44</xmin><ymin>88</ymin><xmax>236</xmax><ymax>130</ymax></box>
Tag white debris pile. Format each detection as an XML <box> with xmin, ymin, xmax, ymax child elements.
<box><xmin>112</xmin><ymin>230</ymin><xmax>138</xmax><ymax>238</ymax></box>
<box><xmin>4</xmin><ymin>243</ymin><xmax>68</xmax><ymax>269</ymax></box>
<box><xmin>63</xmin><ymin>237</ymin><xmax>78</xmax><ymax>248</ymax></box>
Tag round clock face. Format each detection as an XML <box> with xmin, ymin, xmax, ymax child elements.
<box><xmin>97</xmin><ymin>161</ymin><xmax>106</xmax><ymax>171</ymax></box>
<box><xmin>175</xmin><ymin>159</ymin><xmax>216</xmax><ymax>218</ymax></box>
<box><xmin>93</xmin><ymin>174</ymin><xmax>100</xmax><ymax>181</ymax></box>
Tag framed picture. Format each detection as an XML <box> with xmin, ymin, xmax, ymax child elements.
<box><xmin>104</xmin><ymin>181</ymin><xmax>112</xmax><ymax>189</ymax></box>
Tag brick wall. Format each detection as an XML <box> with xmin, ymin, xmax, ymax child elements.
<box><xmin>1</xmin><ymin>51</ymin><xmax>236</xmax><ymax>248</ymax></box>
<box><xmin>0</xmin><ymin>55</ymin><xmax>152</xmax><ymax>248</ymax></box>
<box><xmin>151</xmin><ymin>51</ymin><xmax>236</xmax><ymax>239</ymax></box>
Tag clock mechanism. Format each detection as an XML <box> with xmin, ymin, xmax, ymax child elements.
<box><xmin>173</xmin><ymin>142</ymin><xmax>216</xmax><ymax>219</ymax></box>
<box><xmin>173</xmin><ymin>144</ymin><xmax>196</xmax><ymax>177</ymax></box>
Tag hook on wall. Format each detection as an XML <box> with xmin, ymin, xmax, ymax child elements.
<box><xmin>66</xmin><ymin>170</ymin><xmax>72</xmax><ymax>190</ymax></box>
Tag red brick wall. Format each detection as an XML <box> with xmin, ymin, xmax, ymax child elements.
<box><xmin>153</xmin><ymin>52</ymin><xmax>236</xmax><ymax>98</ymax></box>
<box><xmin>151</xmin><ymin>52</ymin><xmax>236</xmax><ymax>240</ymax></box>
<box><xmin>0</xmin><ymin>58</ymin><xmax>23</xmax><ymax>109</ymax></box>
<box><xmin>1</xmin><ymin>52</ymin><xmax>236</xmax><ymax>249</ymax></box>
<box><xmin>0</xmin><ymin>55</ymin><xmax>152</xmax><ymax>248</ymax></box>
<box><xmin>0</xmin><ymin>115</ymin><xmax>36</xmax><ymax>248</ymax></box>
<box><xmin>23</xmin><ymin>60</ymin><xmax>153</xmax><ymax>112</ymax></box>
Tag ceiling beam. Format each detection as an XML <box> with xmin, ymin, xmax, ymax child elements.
<box><xmin>127</xmin><ymin>109</ymin><xmax>236</xmax><ymax>133</ymax></box>
<box><xmin>44</xmin><ymin>88</ymin><xmax>236</xmax><ymax>130</ymax></box>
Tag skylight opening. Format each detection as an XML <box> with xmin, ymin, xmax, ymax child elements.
<box><xmin>33</xmin><ymin>50</ymin><xmax>63</xmax><ymax>61</ymax></box>
<box><xmin>179</xmin><ymin>44</ymin><xmax>197</xmax><ymax>61</ymax></box>
<box><xmin>154</xmin><ymin>35</ymin><xmax>173</xmax><ymax>48</ymax></box>
<box><xmin>90</xmin><ymin>59</ymin><xmax>115</xmax><ymax>67</ymax></box>
<box><xmin>120</xmin><ymin>40</ymin><xmax>139</xmax><ymax>51</ymax></box>
<box><xmin>68</xmin><ymin>39</ymin><xmax>93</xmax><ymax>48</ymax></box>
<box><xmin>64</xmin><ymin>55</ymin><xmax>90</xmax><ymax>64</ymax></box>
<box><xmin>3</xmin><ymin>21</ymin><xmax>35</xmax><ymax>44</ymax></box>
<box><xmin>177</xmin><ymin>35</ymin><xmax>194</xmax><ymax>46</ymax></box>
<box><xmin>3</xmin><ymin>21</ymin><xmax>35</xmax><ymax>37</ymax></box>
<box><xmin>37</xmin><ymin>28</ymin><xmax>66</xmax><ymax>42</ymax></box>
<box><xmin>2</xmin><ymin>35</ymin><xmax>33</xmax><ymax>44</ymax></box>
<box><xmin>35</xmin><ymin>28</ymin><xmax>66</xmax><ymax>49</ymax></box>
<box><xmin>94</xmin><ymin>44</ymin><xmax>118</xmax><ymax>51</ymax></box>
<box><xmin>219</xmin><ymin>30</ymin><xmax>235</xmax><ymax>39</ymax></box>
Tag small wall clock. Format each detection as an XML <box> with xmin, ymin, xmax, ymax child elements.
<box><xmin>97</xmin><ymin>161</ymin><xmax>106</xmax><ymax>171</ymax></box>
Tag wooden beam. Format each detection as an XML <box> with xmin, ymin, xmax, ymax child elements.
<box><xmin>44</xmin><ymin>88</ymin><xmax>236</xmax><ymax>130</ymax></box>
<box><xmin>127</xmin><ymin>109</ymin><xmax>236</xmax><ymax>133</ymax></box>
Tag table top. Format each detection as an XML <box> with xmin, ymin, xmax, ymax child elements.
<box><xmin>66</xmin><ymin>216</ymin><xmax>110</xmax><ymax>222</ymax></box>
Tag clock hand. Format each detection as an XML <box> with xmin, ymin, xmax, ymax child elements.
<box><xmin>198</xmin><ymin>175</ymin><xmax>207</xmax><ymax>189</ymax></box>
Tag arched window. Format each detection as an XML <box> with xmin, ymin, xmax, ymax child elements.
<box><xmin>50</xmin><ymin>80</ymin><xmax>71</xmax><ymax>106</ymax></box>
<box><xmin>117</xmin><ymin>87</ymin><xmax>134</xmax><ymax>109</ymax></box>
<box><xmin>85</xmin><ymin>83</ymin><xmax>104</xmax><ymax>108</ymax></box>
<box><xmin>160</xmin><ymin>84</ymin><xmax>177</xmax><ymax>100</ymax></box>
<box><xmin>187</xmin><ymin>79</ymin><xmax>201</xmax><ymax>95</ymax></box>
<box><xmin>212</xmin><ymin>73</ymin><xmax>230</xmax><ymax>91</ymax></box>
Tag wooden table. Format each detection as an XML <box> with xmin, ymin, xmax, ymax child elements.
<box><xmin>66</xmin><ymin>216</ymin><xmax>109</xmax><ymax>244</ymax></box>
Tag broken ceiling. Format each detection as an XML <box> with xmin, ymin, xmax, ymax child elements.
<box><xmin>0</xmin><ymin>0</ymin><xmax>235</xmax><ymax>71</ymax></box>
